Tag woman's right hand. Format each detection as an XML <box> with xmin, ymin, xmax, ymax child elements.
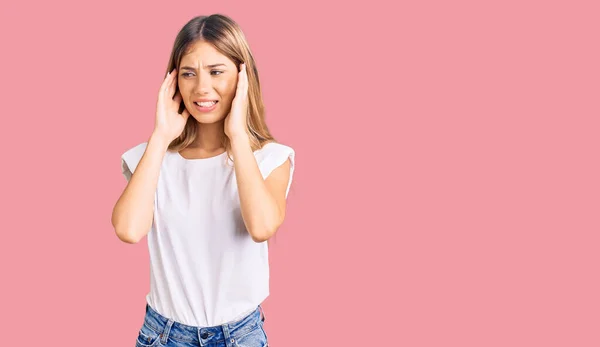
<box><xmin>153</xmin><ymin>68</ymin><xmax>190</xmax><ymax>143</ymax></box>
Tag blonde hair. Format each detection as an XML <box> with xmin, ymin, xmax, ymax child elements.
<box><xmin>165</xmin><ymin>14</ymin><xmax>276</xmax><ymax>161</ymax></box>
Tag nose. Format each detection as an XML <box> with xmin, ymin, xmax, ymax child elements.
<box><xmin>194</xmin><ymin>72</ymin><xmax>212</xmax><ymax>95</ymax></box>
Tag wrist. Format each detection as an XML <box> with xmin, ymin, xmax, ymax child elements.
<box><xmin>149</xmin><ymin>131</ymin><xmax>171</xmax><ymax>150</ymax></box>
<box><xmin>229</xmin><ymin>132</ymin><xmax>251</xmax><ymax>145</ymax></box>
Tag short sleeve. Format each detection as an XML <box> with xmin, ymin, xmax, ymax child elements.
<box><xmin>120</xmin><ymin>142</ymin><xmax>148</xmax><ymax>182</ymax></box>
<box><xmin>256</xmin><ymin>142</ymin><xmax>295</xmax><ymax>198</ymax></box>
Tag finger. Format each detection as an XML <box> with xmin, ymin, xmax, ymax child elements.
<box><xmin>167</xmin><ymin>69</ymin><xmax>178</xmax><ymax>97</ymax></box>
<box><xmin>242</xmin><ymin>63</ymin><xmax>248</xmax><ymax>94</ymax></box>
<box><xmin>238</xmin><ymin>63</ymin><xmax>248</xmax><ymax>98</ymax></box>
<box><xmin>160</xmin><ymin>68</ymin><xmax>176</xmax><ymax>92</ymax></box>
<box><xmin>159</xmin><ymin>71</ymin><xmax>170</xmax><ymax>93</ymax></box>
<box><xmin>236</xmin><ymin>63</ymin><xmax>245</xmax><ymax>94</ymax></box>
<box><xmin>166</xmin><ymin>68</ymin><xmax>175</xmax><ymax>78</ymax></box>
<box><xmin>162</xmin><ymin>70</ymin><xmax>177</xmax><ymax>99</ymax></box>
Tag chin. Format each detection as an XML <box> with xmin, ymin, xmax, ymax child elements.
<box><xmin>190</xmin><ymin>112</ymin><xmax>226</xmax><ymax>124</ymax></box>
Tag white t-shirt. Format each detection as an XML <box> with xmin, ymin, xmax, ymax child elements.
<box><xmin>120</xmin><ymin>141</ymin><xmax>295</xmax><ymax>327</ymax></box>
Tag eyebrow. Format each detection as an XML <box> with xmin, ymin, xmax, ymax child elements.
<box><xmin>180</xmin><ymin>64</ymin><xmax>226</xmax><ymax>71</ymax></box>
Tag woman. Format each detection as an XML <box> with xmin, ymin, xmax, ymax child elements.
<box><xmin>112</xmin><ymin>14</ymin><xmax>295</xmax><ymax>347</ymax></box>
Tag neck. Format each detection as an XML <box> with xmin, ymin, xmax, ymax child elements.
<box><xmin>191</xmin><ymin>120</ymin><xmax>226</xmax><ymax>150</ymax></box>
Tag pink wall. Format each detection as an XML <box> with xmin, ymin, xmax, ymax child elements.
<box><xmin>1</xmin><ymin>1</ymin><xmax>598</xmax><ymax>346</ymax></box>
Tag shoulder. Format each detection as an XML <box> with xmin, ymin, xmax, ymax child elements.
<box><xmin>254</xmin><ymin>141</ymin><xmax>295</xmax><ymax>163</ymax></box>
<box><xmin>120</xmin><ymin>142</ymin><xmax>148</xmax><ymax>181</ymax></box>
<box><xmin>254</xmin><ymin>141</ymin><xmax>296</xmax><ymax>184</ymax></box>
<box><xmin>122</xmin><ymin>142</ymin><xmax>148</xmax><ymax>157</ymax></box>
<box><xmin>121</xmin><ymin>141</ymin><xmax>148</xmax><ymax>167</ymax></box>
<box><xmin>254</xmin><ymin>141</ymin><xmax>295</xmax><ymax>159</ymax></box>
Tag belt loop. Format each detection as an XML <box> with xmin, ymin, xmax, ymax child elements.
<box><xmin>160</xmin><ymin>318</ymin><xmax>174</xmax><ymax>345</ymax></box>
<box><xmin>222</xmin><ymin>322</ymin><xmax>235</xmax><ymax>347</ymax></box>
<box><xmin>259</xmin><ymin>305</ymin><xmax>266</xmax><ymax>323</ymax></box>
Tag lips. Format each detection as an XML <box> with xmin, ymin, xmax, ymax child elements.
<box><xmin>194</xmin><ymin>100</ymin><xmax>218</xmax><ymax>107</ymax></box>
<box><xmin>193</xmin><ymin>100</ymin><xmax>219</xmax><ymax>112</ymax></box>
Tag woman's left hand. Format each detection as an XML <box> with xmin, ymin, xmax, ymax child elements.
<box><xmin>225</xmin><ymin>63</ymin><xmax>249</xmax><ymax>140</ymax></box>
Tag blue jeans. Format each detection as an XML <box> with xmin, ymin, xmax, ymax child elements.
<box><xmin>135</xmin><ymin>303</ymin><xmax>268</xmax><ymax>347</ymax></box>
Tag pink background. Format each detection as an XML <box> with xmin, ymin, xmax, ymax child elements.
<box><xmin>1</xmin><ymin>0</ymin><xmax>598</xmax><ymax>346</ymax></box>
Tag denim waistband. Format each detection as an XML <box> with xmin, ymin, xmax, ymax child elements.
<box><xmin>142</xmin><ymin>303</ymin><xmax>266</xmax><ymax>345</ymax></box>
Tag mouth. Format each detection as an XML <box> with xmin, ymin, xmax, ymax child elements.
<box><xmin>193</xmin><ymin>100</ymin><xmax>219</xmax><ymax>112</ymax></box>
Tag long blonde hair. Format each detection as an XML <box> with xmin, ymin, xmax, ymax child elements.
<box><xmin>165</xmin><ymin>14</ymin><xmax>276</xmax><ymax>160</ymax></box>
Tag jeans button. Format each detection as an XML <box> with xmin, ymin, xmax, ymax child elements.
<box><xmin>200</xmin><ymin>331</ymin><xmax>209</xmax><ymax>339</ymax></box>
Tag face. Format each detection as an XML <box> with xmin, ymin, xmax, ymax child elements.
<box><xmin>177</xmin><ymin>40</ymin><xmax>238</xmax><ymax>124</ymax></box>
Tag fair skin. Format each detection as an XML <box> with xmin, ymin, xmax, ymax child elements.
<box><xmin>112</xmin><ymin>40</ymin><xmax>290</xmax><ymax>244</ymax></box>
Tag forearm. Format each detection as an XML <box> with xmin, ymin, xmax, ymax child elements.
<box><xmin>112</xmin><ymin>132</ymin><xmax>168</xmax><ymax>243</ymax></box>
<box><xmin>231</xmin><ymin>135</ymin><xmax>280</xmax><ymax>242</ymax></box>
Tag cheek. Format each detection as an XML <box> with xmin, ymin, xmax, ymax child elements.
<box><xmin>177</xmin><ymin>81</ymin><xmax>193</xmax><ymax>103</ymax></box>
<box><xmin>217</xmin><ymin>79</ymin><xmax>237</xmax><ymax>100</ymax></box>
<box><xmin>177</xmin><ymin>79</ymin><xmax>188</xmax><ymax>95</ymax></box>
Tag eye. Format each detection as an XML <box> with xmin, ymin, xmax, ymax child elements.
<box><xmin>180</xmin><ymin>71</ymin><xmax>222</xmax><ymax>77</ymax></box>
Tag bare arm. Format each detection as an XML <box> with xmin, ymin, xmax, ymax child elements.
<box><xmin>231</xmin><ymin>136</ymin><xmax>292</xmax><ymax>243</ymax></box>
<box><xmin>111</xmin><ymin>133</ymin><xmax>169</xmax><ymax>244</ymax></box>
<box><xmin>112</xmin><ymin>68</ymin><xmax>189</xmax><ymax>244</ymax></box>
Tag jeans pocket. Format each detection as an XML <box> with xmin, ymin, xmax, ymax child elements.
<box><xmin>233</xmin><ymin>325</ymin><xmax>268</xmax><ymax>347</ymax></box>
<box><xmin>135</xmin><ymin>322</ymin><xmax>162</xmax><ymax>347</ymax></box>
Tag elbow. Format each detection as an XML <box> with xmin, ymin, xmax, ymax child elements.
<box><xmin>112</xmin><ymin>216</ymin><xmax>142</xmax><ymax>244</ymax></box>
<box><xmin>245</xmin><ymin>209</ymin><xmax>286</xmax><ymax>243</ymax></box>
<box><xmin>251</xmin><ymin>233</ymin><xmax>269</xmax><ymax>243</ymax></box>
<box><xmin>248</xmin><ymin>224</ymin><xmax>279</xmax><ymax>243</ymax></box>
<box><xmin>114</xmin><ymin>227</ymin><xmax>142</xmax><ymax>244</ymax></box>
<box><xmin>111</xmin><ymin>204</ymin><xmax>153</xmax><ymax>244</ymax></box>
<box><xmin>251</xmin><ymin>233</ymin><xmax>270</xmax><ymax>243</ymax></box>
<box><xmin>112</xmin><ymin>209</ymin><xmax>136</xmax><ymax>244</ymax></box>
<box><xmin>111</xmin><ymin>210</ymin><xmax>148</xmax><ymax>244</ymax></box>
